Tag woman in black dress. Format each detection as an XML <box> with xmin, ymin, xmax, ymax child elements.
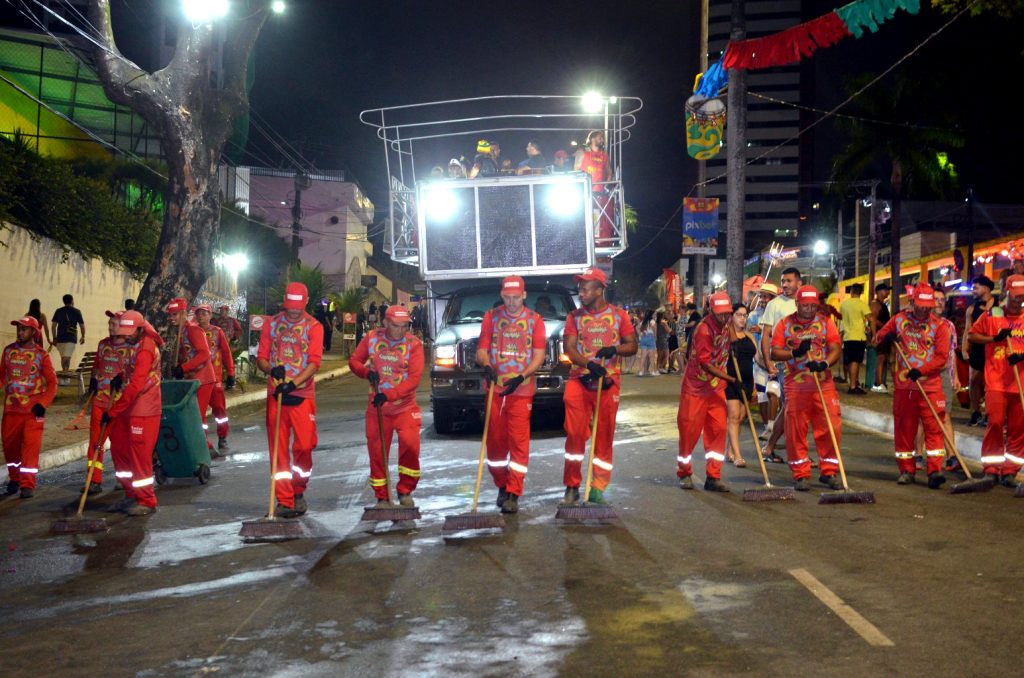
<box><xmin>725</xmin><ymin>303</ymin><xmax>758</xmax><ymax>467</ymax></box>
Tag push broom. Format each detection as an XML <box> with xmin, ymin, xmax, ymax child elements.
<box><xmin>556</xmin><ymin>363</ymin><xmax>617</xmax><ymax>523</ymax></box>
<box><xmin>813</xmin><ymin>371</ymin><xmax>875</xmax><ymax>505</ymax></box>
<box><xmin>733</xmin><ymin>354</ymin><xmax>794</xmax><ymax>502</ymax></box>
<box><xmin>442</xmin><ymin>380</ymin><xmax>505</xmax><ymax>532</ymax></box>
<box><xmin>51</xmin><ymin>399</ymin><xmax>114</xmax><ymax>535</ymax></box>
<box><xmin>361</xmin><ymin>382</ymin><xmax>421</xmax><ymax>522</ymax></box>
<box><xmin>239</xmin><ymin>390</ymin><xmax>304</xmax><ymax>540</ymax></box>
<box><xmin>63</xmin><ymin>392</ymin><xmax>94</xmax><ymax>430</ymax></box>
<box><xmin>891</xmin><ymin>343</ymin><xmax>993</xmax><ymax>494</ymax></box>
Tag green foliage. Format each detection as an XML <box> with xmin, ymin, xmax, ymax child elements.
<box><xmin>268</xmin><ymin>262</ymin><xmax>336</xmax><ymax>313</ymax></box>
<box><xmin>624</xmin><ymin>202</ymin><xmax>639</xmax><ymax>233</ymax></box>
<box><xmin>931</xmin><ymin>0</ymin><xmax>1023</xmax><ymax>17</ymax></box>
<box><xmin>331</xmin><ymin>287</ymin><xmax>367</xmax><ymax>314</ymax></box>
<box><xmin>0</xmin><ymin>134</ymin><xmax>161</xmax><ymax>278</ymax></box>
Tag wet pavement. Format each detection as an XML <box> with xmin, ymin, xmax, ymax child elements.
<box><xmin>3</xmin><ymin>371</ymin><xmax>1024</xmax><ymax>676</ymax></box>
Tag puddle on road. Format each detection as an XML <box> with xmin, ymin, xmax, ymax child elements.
<box><xmin>677</xmin><ymin>576</ymin><xmax>757</xmax><ymax>614</ymax></box>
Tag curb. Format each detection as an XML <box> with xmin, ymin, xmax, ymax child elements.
<box><xmin>38</xmin><ymin>365</ymin><xmax>351</xmax><ymax>472</ymax></box>
<box><xmin>841</xmin><ymin>402</ymin><xmax>983</xmax><ymax>463</ymax></box>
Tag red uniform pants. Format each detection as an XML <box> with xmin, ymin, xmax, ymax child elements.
<box><xmin>209</xmin><ymin>384</ymin><xmax>229</xmax><ymax>439</ymax></box>
<box><xmin>266</xmin><ymin>396</ymin><xmax>318</xmax><ymax>508</ymax></box>
<box><xmin>366</xmin><ymin>405</ymin><xmax>422</xmax><ymax>500</ymax></box>
<box><xmin>197</xmin><ymin>382</ymin><xmax>214</xmax><ymax>448</ymax></box>
<box><xmin>109</xmin><ymin>414</ymin><xmax>158</xmax><ymax>507</ymax></box>
<box><xmin>2</xmin><ymin>411</ymin><xmax>44</xmax><ymax>490</ymax></box>
<box><xmin>485</xmin><ymin>394</ymin><xmax>533</xmax><ymax>496</ymax></box>
<box><xmin>784</xmin><ymin>386</ymin><xmax>841</xmax><ymax>480</ymax></box>
<box><xmin>980</xmin><ymin>390</ymin><xmax>1024</xmax><ymax>476</ymax></box>
<box><xmin>893</xmin><ymin>388</ymin><xmax>946</xmax><ymax>475</ymax></box>
<box><xmin>563</xmin><ymin>378</ymin><xmax>620</xmax><ymax>491</ymax></box>
<box><xmin>87</xmin><ymin>400</ymin><xmax>113</xmax><ymax>484</ymax></box>
<box><xmin>676</xmin><ymin>389</ymin><xmax>727</xmax><ymax>480</ymax></box>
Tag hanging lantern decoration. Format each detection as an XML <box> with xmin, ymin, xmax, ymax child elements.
<box><xmin>685</xmin><ymin>95</ymin><xmax>726</xmax><ymax>160</ymax></box>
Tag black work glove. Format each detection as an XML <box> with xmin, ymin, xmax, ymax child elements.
<box><xmin>906</xmin><ymin>368</ymin><xmax>923</xmax><ymax>381</ymax></box>
<box><xmin>791</xmin><ymin>339</ymin><xmax>812</xmax><ymax>358</ymax></box>
<box><xmin>586</xmin><ymin>361</ymin><xmax>607</xmax><ymax>378</ymax></box>
<box><xmin>995</xmin><ymin>328</ymin><xmax>1012</xmax><ymax>342</ymax></box>
<box><xmin>807</xmin><ymin>360</ymin><xmax>828</xmax><ymax>373</ymax></box>
<box><xmin>270</xmin><ymin>365</ymin><xmax>286</xmax><ymax>380</ymax></box>
<box><xmin>110</xmin><ymin>374</ymin><xmax>124</xmax><ymax>392</ymax></box>
<box><xmin>878</xmin><ymin>332</ymin><xmax>897</xmax><ymax>347</ymax></box>
<box><xmin>31</xmin><ymin>403</ymin><xmax>46</xmax><ymax>418</ymax></box>
<box><xmin>1009</xmin><ymin>353</ymin><xmax>1024</xmax><ymax>366</ymax></box>
<box><xmin>367</xmin><ymin>370</ymin><xmax>380</xmax><ymax>387</ymax></box>
<box><xmin>482</xmin><ymin>365</ymin><xmax>497</xmax><ymax>385</ymax></box>
<box><xmin>372</xmin><ymin>392</ymin><xmax>388</xmax><ymax>408</ymax></box>
<box><xmin>500</xmin><ymin>375</ymin><xmax>525</xmax><ymax>396</ymax></box>
<box><xmin>88</xmin><ymin>377</ymin><xmax>98</xmax><ymax>394</ymax></box>
<box><xmin>171</xmin><ymin>366</ymin><xmax>184</xmax><ymax>379</ymax></box>
<box><xmin>225</xmin><ymin>376</ymin><xmax>236</xmax><ymax>390</ymax></box>
<box><xmin>274</xmin><ymin>380</ymin><xmax>297</xmax><ymax>396</ymax></box>
<box><xmin>100</xmin><ymin>412</ymin><xmax>111</xmax><ymax>427</ymax></box>
<box><xmin>594</xmin><ymin>346</ymin><xmax>618</xmax><ymax>360</ymax></box>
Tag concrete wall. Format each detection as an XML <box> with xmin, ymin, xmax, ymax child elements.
<box><xmin>0</xmin><ymin>223</ymin><xmax>141</xmax><ymax>349</ymax></box>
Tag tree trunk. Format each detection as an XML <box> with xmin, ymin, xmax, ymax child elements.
<box><xmin>725</xmin><ymin>0</ymin><xmax>746</xmax><ymax>302</ymax></box>
<box><xmin>890</xmin><ymin>161</ymin><xmax>903</xmax><ymax>314</ymax></box>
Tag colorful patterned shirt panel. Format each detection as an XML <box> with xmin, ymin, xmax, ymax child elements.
<box><xmin>478</xmin><ymin>307</ymin><xmax>547</xmax><ymax>397</ymax></box>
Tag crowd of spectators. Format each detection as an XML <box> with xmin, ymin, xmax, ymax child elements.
<box><xmin>432</xmin><ymin>132</ymin><xmax>607</xmax><ymax>182</ymax></box>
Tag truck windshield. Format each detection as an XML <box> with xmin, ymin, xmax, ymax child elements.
<box><xmin>447</xmin><ymin>291</ymin><xmax>572</xmax><ymax>324</ymax></box>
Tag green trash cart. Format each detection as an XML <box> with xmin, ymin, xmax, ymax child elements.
<box><xmin>154</xmin><ymin>380</ymin><xmax>212</xmax><ymax>485</ymax></box>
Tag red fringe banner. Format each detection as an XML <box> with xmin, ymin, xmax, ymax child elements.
<box><xmin>723</xmin><ymin>13</ymin><xmax>851</xmax><ymax>70</ymax></box>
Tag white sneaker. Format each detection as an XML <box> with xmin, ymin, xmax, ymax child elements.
<box><xmin>870</xmin><ymin>384</ymin><xmax>888</xmax><ymax>393</ymax></box>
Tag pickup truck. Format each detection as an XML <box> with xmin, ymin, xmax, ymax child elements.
<box><xmin>429</xmin><ymin>280</ymin><xmax>577</xmax><ymax>434</ymax></box>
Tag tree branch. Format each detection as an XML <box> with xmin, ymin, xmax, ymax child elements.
<box><xmin>87</xmin><ymin>0</ymin><xmax>160</xmax><ymax>108</ymax></box>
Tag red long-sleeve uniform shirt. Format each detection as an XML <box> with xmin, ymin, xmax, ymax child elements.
<box><xmin>1</xmin><ymin>341</ymin><xmax>57</xmax><ymax>413</ymax></box>
<box><xmin>202</xmin><ymin>324</ymin><xmax>235</xmax><ymax>380</ymax></box>
<box><xmin>349</xmin><ymin>329</ymin><xmax>424</xmax><ymax>415</ymax></box>
<box><xmin>875</xmin><ymin>311</ymin><xmax>951</xmax><ymax>393</ymax></box>
<box><xmin>178</xmin><ymin>323</ymin><xmax>216</xmax><ymax>385</ymax></box>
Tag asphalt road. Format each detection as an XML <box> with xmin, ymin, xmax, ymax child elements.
<box><xmin>1</xmin><ymin>371</ymin><xmax>1022</xmax><ymax>677</ymax></box>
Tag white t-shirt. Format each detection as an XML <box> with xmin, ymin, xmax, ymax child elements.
<box><xmin>760</xmin><ymin>294</ymin><xmax>797</xmax><ymax>336</ymax></box>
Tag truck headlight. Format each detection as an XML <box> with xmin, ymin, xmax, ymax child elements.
<box><xmin>434</xmin><ymin>345</ymin><xmax>456</xmax><ymax>368</ymax></box>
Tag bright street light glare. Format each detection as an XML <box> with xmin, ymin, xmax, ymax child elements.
<box><xmin>608</xmin><ymin>96</ymin><xmax>618</xmax><ymax>104</ymax></box>
<box><xmin>581</xmin><ymin>91</ymin><xmax>604</xmax><ymax>113</ymax></box>
<box><xmin>813</xmin><ymin>240</ymin><xmax>829</xmax><ymax>256</ymax></box>
<box><xmin>545</xmin><ymin>184</ymin><xmax>582</xmax><ymax>216</ymax></box>
<box><xmin>271</xmin><ymin>0</ymin><xmax>285</xmax><ymax>13</ymax></box>
<box><xmin>183</xmin><ymin>0</ymin><xmax>228</xmax><ymax>22</ymax></box>
<box><xmin>711</xmin><ymin>273</ymin><xmax>722</xmax><ymax>284</ymax></box>
<box><xmin>424</xmin><ymin>188</ymin><xmax>458</xmax><ymax>222</ymax></box>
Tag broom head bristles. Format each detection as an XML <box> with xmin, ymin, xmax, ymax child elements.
<box><xmin>818</xmin><ymin>491</ymin><xmax>876</xmax><ymax>505</ymax></box>
<box><xmin>950</xmin><ymin>477</ymin><xmax>996</xmax><ymax>494</ymax></box>
<box><xmin>442</xmin><ymin>512</ymin><xmax>505</xmax><ymax>532</ymax></box>
<box><xmin>554</xmin><ymin>503</ymin><xmax>618</xmax><ymax>522</ymax></box>
<box><xmin>360</xmin><ymin>506</ymin><xmax>421</xmax><ymax>522</ymax></box>
<box><xmin>50</xmin><ymin>517</ymin><xmax>109</xmax><ymax>534</ymax></box>
<box><xmin>743</xmin><ymin>487</ymin><xmax>795</xmax><ymax>502</ymax></box>
<box><xmin>239</xmin><ymin>517</ymin><xmax>304</xmax><ymax>541</ymax></box>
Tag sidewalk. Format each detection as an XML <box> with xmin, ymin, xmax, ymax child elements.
<box><xmin>835</xmin><ymin>383</ymin><xmax>985</xmax><ymax>464</ymax></box>
<box><xmin>35</xmin><ymin>351</ymin><xmax>351</xmax><ymax>472</ymax></box>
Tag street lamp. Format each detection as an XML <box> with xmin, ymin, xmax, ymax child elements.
<box><xmin>813</xmin><ymin>240</ymin><xmax>829</xmax><ymax>256</ymax></box>
<box><xmin>183</xmin><ymin>0</ymin><xmax>228</xmax><ymax>22</ymax></box>
<box><xmin>581</xmin><ymin>91</ymin><xmax>604</xmax><ymax>114</ymax></box>
<box><xmin>271</xmin><ymin>0</ymin><xmax>286</xmax><ymax>12</ymax></box>
<box><xmin>217</xmin><ymin>252</ymin><xmax>249</xmax><ymax>284</ymax></box>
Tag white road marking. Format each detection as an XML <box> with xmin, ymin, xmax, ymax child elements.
<box><xmin>789</xmin><ymin>568</ymin><xmax>894</xmax><ymax>647</ymax></box>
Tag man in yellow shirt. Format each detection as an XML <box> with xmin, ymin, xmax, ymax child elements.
<box><xmin>839</xmin><ymin>283</ymin><xmax>874</xmax><ymax>394</ymax></box>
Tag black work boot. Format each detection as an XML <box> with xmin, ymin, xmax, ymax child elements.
<box><xmin>560</xmin><ymin>486</ymin><xmax>580</xmax><ymax>505</ymax></box>
<box><xmin>679</xmin><ymin>476</ymin><xmax>695</xmax><ymax>490</ymax></box>
<box><xmin>896</xmin><ymin>472</ymin><xmax>915</xmax><ymax>485</ymax></box>
<box><xmin>794</xmin><ymin>478</ymin><xmax>811</xmax><ymax>492</ymax></box>
<box><xmin>294</xmin><ymin>493</ymin><xmax>308</xmax><ymax>515</ymax></box>
<box><xmin>999</xmin><ymin>475</ymin><xmax>1020</xmax><ymax>489</ymax></box>
<box><xmin>819</xmin><ymin>474</ymin><xmax>842</xmax><ymax>490</ymax></box>
<box><xmin>927</xmin><ymin>472</ymin><xmax>946</xmax><ymax>489</ymax></box>
<box><xmin>5</xmin><ymin>480</ymin><xmax>19</xmax><ymax>495</ymax></box>
<box><xmin>703</xmin><ymin>477</ymin><xmax>730</xmax><ymax>492</ymax></box>
<box><xmin>496</xmin><ymin>487</ymin><xmax>509</xmax><ymax>509</ymax></box>
<box><xmin>501</xmin><ymin>493</ymin><xmax>519</xmax><ymax>514</ymax></box>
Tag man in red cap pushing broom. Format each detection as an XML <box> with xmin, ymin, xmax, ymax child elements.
<box><xmin>874</xmin><ymin>283</ymin><xmax>953</xmax><ymax>488</ymax></box>
<box><xmin>349</xmin><ymin>304</ymin><xmax>425</xmax><ymax>508</ymax></box>
<box><xmin>194</xmin><ymin>304</ymin><xmax>236</xmax><ymax>455</ymax></box>
<box><xmin>770</xmin><ymin>284</ymin><xmax>843</xmax><ymax>491</ymax></box>
<box><xmin>677</xmin><ymin>291</ymin><xmax>737</xmax><ymax>493</ymax></box>
<box><xmin>83</xmin><ymin>310</ymin><xmax>133</xmax><ymax>494</ymax></box>
<box><xmin>1</xmin><ymin>316</ymin><xmax>57</xmax><ymax>499</ymax></box>
<box><xmin>165</xmin><ymin>297</ymin><xmax>217</xmax><ymax>451</ymax></box>
<box><xmin>257</xmin><ymin>282</ymin><xmax>323</xmax><ymax>518</ymax></box>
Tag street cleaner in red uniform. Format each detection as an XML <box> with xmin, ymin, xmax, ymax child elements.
<box><xmin>349</xmin><ymin>305</ymin><xmax>424</xmax><ymax>508</ymax></box>
<box><xmin>1</xmin><ymin>316</ymin><xmax>56</xmax><ymax>499</ymax></box>
<box><xmin>770</xmin><ymin>285</ymin><xmax>843</xmax><ymax>492</ymax></box>
<box><xmin>165</xmin><ymin>298</ymin><xmax>218</xmax><ymax>451</ymax></box>
<box><xmin>560</xmin><ymin>267</ymin><xmax>638</xmax><ymax>505</ymax></box>
<box><xmin>967</xmin><ymin>273</ymin><xmax>1024</xmax><ymax>488</ymax></box>
<box><xmin>475</xmin><ymin>276</ymin><xmax>547</xmax><ymax>514</ymax></box>
<box><xmin>83</xmin><ymin>310</ymin><xmax>132</xmax><ymax>494</ymax></box>
<box><xmin>677</xmin><ymin>292</ymin><xmax>736</xmax><ymax>492</ymax></box>
<box><xmin>195</xmin><ymin>304</ymin><xmax>236</xmax><ymax>455</ymax></box>
<box><xmin>874</xmin><ymin>283</ymin><xmax>953</xmax><ymax>488</ymax></box>
<box><xmin>103</xmin><ymin>311</ymin><xmax>163</xmax><ymax>515</ymax></box>
<box><xmin>257</xmin><ymin>283</ymin><xmax>323</xmax><ymax>518</ymax></box>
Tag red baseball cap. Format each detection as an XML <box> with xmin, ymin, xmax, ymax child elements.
<box><xmin>501</xmin><ymin>275</ymin><xmax>526</xmax><ymax>296</ymax></box>
<box><xmin>11</xmin><ymin>316</ymin><xmax>40</xmax><ymax>331</ymax></box>
<box><xmin>796</xmin><ymin>285</ymin><xmax>820</xmax><ymax>303</ymax></box>
<box><xmin>1007</xmin><ymin>274</ymin><xmax>1024</xmax><ymax>298</ymax></box>
<box><xmin>164</xmin><ymin>297</ymin><xmax>188</xmax><ymax>313</ymax></box>
<box><xmin>283</xmin><ymin>282</ymin><xmax>308</xmax><ymax>310</ymax></box>
<box><xmin>104</xmin><ymin>309</ymin><xmax>123</xmax><ymax>318</ymax></box>
<box><xmin>115</xmin><ymin>310</ymin><xmax>145</xmax><ymax>336</ymax></box>
<box><xmin>709</xmin><ymin>292</ymin><xmax>732</xmax><ymax>313</ymax></box>
<box><xmin>574</xmin><ymin>267</ymin><xmax>607</xmax><ymax>287</ymax></box>
<box><xmin>193</xmin><ymin>304</ymin><xmax>213</xmax><ymax>314</ymax></box>
<box><xmin>386</xmin><ymin>306</ymin><xmax>411</xmax><ymax>323</ymax></box>
<box><xmin>911</xmin><ymin>283</ymin><xmax>937</xmax><ymax>308</ymax></box>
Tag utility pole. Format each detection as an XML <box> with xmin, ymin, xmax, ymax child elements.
<box><xmin>866</xmin><ymin>181</ymin><xmax>879</xmax><ymax>296</ymax></box>
<box><xmin>725</xmin><ymin>0</ymin><xmax>746</xmax><ymax>302</ymax></box>
<box><xmin>836</xmin><ymin>206</ymin><xmax>844</xmax><ymax>284</ymax></box>
<box><xmin>292</xmin><ymin>173</ymin><xmax>311</xmax><ymax>260</ymax></box>
<box><xmin>965</xmin><ymin>187</ymin><xmax>975</xmax><ymax>283</ymax></box>
<box><xmin>694</xmin><ymin>0</ymin><xmax>709</xmax><ymax>310</ymax></box>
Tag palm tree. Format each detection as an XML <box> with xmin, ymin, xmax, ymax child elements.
<box><xmin>831</xmin><ymin>72</ymin><xmax>963</xmax><ymax>313</ymax></box>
